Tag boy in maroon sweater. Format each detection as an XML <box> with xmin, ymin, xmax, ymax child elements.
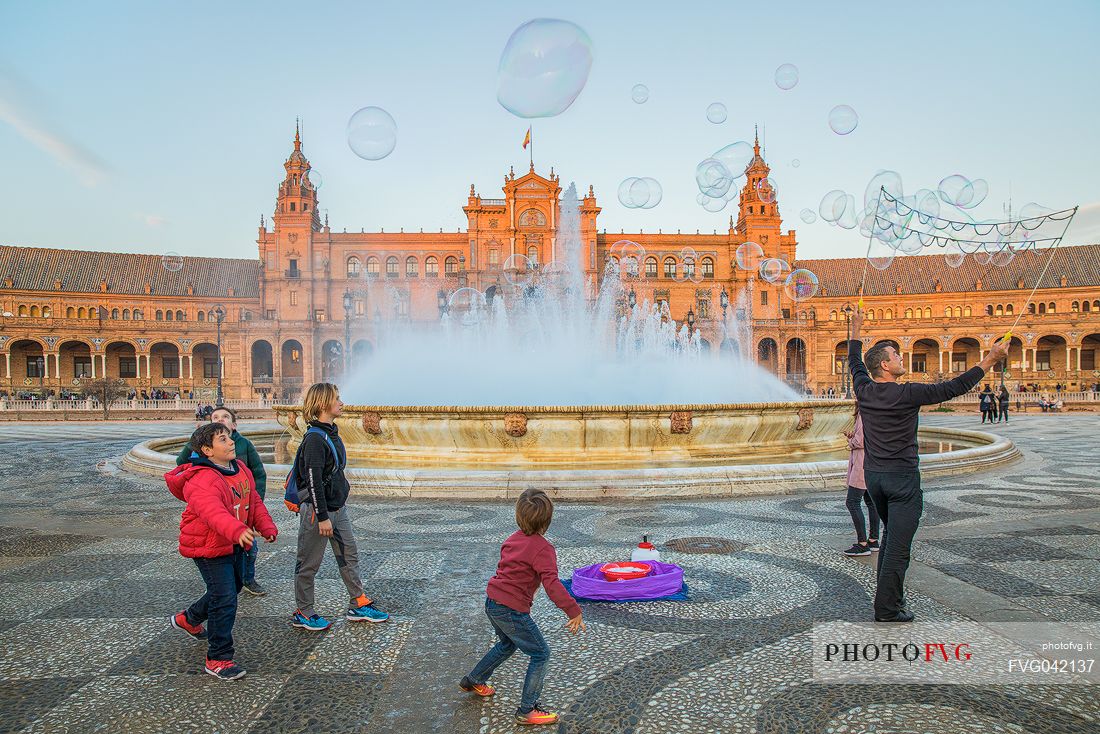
<box><xmin>459</xmin><ymin>488</ymin><xmax>585</xmax><ymax>727</ymax></box>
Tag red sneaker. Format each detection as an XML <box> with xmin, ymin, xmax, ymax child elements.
<box><xmin>204</xmin><ymin>658</ymin><xmax>246</xmax><ymax>681</ymax></box>
<box><xmin>458</xmin><ymin>676</ymin><xmax>495</xmax><ymax>697</ymax></box>
<box><xmin>170</xmin><ymin>611</ymin><xmax>206</xmax><ymax>641</ymax></box>
<box><xmin>516</xmin><ymin>708</ymin><xmax>558</xmax><ymax>726</ymax></box>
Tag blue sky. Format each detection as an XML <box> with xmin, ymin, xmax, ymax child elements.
<box><xmin>2</xmin><ymin>0</ymin><xmax>1098</xmax><ymax>261</ymax></box>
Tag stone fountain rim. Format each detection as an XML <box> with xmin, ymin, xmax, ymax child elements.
<box><xmin>273</xmin><ymin>399</ymin><xmax>854</xmax><ymax>414</ymax></box>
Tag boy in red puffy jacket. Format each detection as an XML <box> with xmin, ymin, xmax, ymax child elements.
<box><xmin>165</xmin><ymin>422</ymin><xmax>277</xmax><ymax>680</ymax></box>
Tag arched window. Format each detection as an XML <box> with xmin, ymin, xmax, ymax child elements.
<box><xmin>945</xmin><ymin>306</ymin><xmax>952</xmax><ymax>317</ymax></box>
<box><xmin>176</xmin><ymin>310</ymin><xmax>185</xmax><ymax>321</ymax></box>
<box><xmin>702</xmin><ymin>257</ymin><xmax>715</xmax><ymax>278</ymax></box>
<box><xmin>165</xmin><ymin>310</ymin><xmax>174</xmax><ymax>321</ymax></box>
<box><xmin>66</xmin><ymin>307</ymin><xmax>75</xmax><ymax>318</ymax></box>
<box><xmin>76</xmin><ymin>307</ymin><xmax>85</xmax><ymax>318</ymax></box>
<box><xmin>156</xmin><ymin>310</ymin><xmax>164</xmax><ymax>320</ymax></box>
<box><xmin>924</xmin><ymin>307</ymin><xmax>932</xmax><ymax>319</ymax></box>
<box><xmin>645</xmin><ymin>257</ymin><xmax>658</xmax><ymax>278</ymax></box>
<box><xmin>89</xmin><ymin>307</ymin><xmax>99</xmax><ymax>319</ymax></box>
<box><xmin>1048</xmin><ymin>302</ymin><xmax>1056</xmax><ymax>313</ymax></box>
<box><xmin>1038</xmin><ymin>303</ymin><xmax>1046</xmax><ymax>314</ymax></box>
<box><xmin>122</xmin><ymin>309</ymin><xmax>130</xmax><ymax>320</ymax></box>
<box><xmin>867</xmin><ymin>310</ymin><xmax>875</xmax><ymax>321</ymax></box>
<box><xmin>1093</xmin><ymin>300</ymin><xmax>1100</xmax><ymax>310</ymax></box>
<box><xmin>406</xmin><ymin>256</ymin><xmax>418</xmax><ymax>277</ymax></box>
<box><xmin>386</xmin><ymin>256</ymin><xmax>399</xmax><ymax>277</ymax></box>
<box><xmin>197</xmin><ymin>311</ymin><xmax>205</xmax><ymax>322</ymax></box>
<box><xmin>663</xmin><ymin>257</ymin><xmax>676</xmax><ymax>278</ymax></box>
<box><xmin>111</xmin><ymin>308</ymin><xmax>119</xmax><ymax>319</ymax></box>
<box><xmin>42</xmin><ymin>306</ymin><xmax>51</xmax><ymax>318</ymax></box>
<box><xmin>347</xmin><ymin>256</ymin><xmax>362</xmax><ymax>277</ymax></box>
<box><xmin>995</xmin><ymin>305</ymin><xmax>1003</xmax><ymax>316</ymax></box>
<box><xmin>29</xmin><ymin>305</ymin><xmax>40</xmax><ymax>317</ymax></box>
<box><xmin>1028</xmin><ymin>303</ymin><xmax>1036</xmax><ymax>314</ymax></box>
<box><xmin>445</xmin><ymin>256</ymin><xmax>458</xmax><ymax>274</ymax></box>
<box><xmin>366</xmin><ymin>257</ymin><xmax>380</xmax><ymax>276</ymax></box>
<box><xmin>964</xmin><ymin>306</ymin><xmax>971</xmax><ymax>317</ymax></box>
<box><xmin>1085</xmin><ymin>301</ymin><xmax>1093</xmax><ymax>313</ymax></box>
<box><xmin>425</xmin><ymin>256</ymin><xmax>439</xmax><ymax>277</ymax></box>
<box><xmin>904</xmin><ymin>308</ymin><xmax>913</xmax><ymax>319</ymax></box>
<box><xmin>830</xmin><ymin>310</ymin><xmax>837</xmax><ymax>321</ymax></box>
<box><xmin>885</xmin><ymin>309</ymin><xmax>893</xmax><ymax>320</ymax></box>
<box><xmin>134</xmin><ymin>309</ymin><xmax>143</xmax><ymax>320</ymax></box>
<box><xmin>526</xmin><ymin>246</ymin><xmax>538</xmax><ymax>264</ymax></box>
<box><xmin>1006</xmin><ymin>304</ymin><xmax>1013</xmax><ymax>315</ymax></box>
<box><xmin>1072</xmin><ymin>301</ymin><xmax>1080</xmax><ymax>312</ymax></box>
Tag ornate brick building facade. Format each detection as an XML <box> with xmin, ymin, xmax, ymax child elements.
<box><xmin>2</xmin><ymin>130</ymin><xmax>1098</xmax><ymax>402</ymax></box>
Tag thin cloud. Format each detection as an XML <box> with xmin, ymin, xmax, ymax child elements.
<box><xmin>0</xmin><ymin>62</ymin><xmax>110</xmax><ymax>187</ymax></box>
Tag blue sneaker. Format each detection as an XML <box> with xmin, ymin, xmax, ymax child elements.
<box><xmin>347</xmin><ymin>595</ymin><xmax>389</xmax><ymax>623</ymax></box>
<box><xmin>291</xmin><ymin>611</ymin><xmax>332</xmax><ymax>631</ymax></box>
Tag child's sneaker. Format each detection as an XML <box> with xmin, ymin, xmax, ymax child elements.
<box><xmin>516</xmin><ymin>708</ymin><xmax>558</xmax><ymax>726</ymax></box>
<box><xmin>291</xmin><ymin>611</ymin><xmax>332</xmax><ymax>631</ymax></box>
<box><xmin>170</xmin><ymin>611</ymin><xmax>206</xmax><ymax>640</ymax></box>
<box><xmin>347</xmin><ymin>594</ymin><xmax>389</xmax><ymax>623</ymax></box>
<box><xmin>843</xmin><ymin>543</ymin><xmax>871</xmax><ymax>557</ymax></box>
<box><xmin>459</xmin><ymin>676</ymin><xmax>495</xmax><ymax>697</ymax></box>
<box><xmin>204</xmin><ymin>658</ymin><xmax>246</xmax><ymax>680</ymax></box>
<box><xmin>867</xmin><ymin>539</ymin><xmax>880</xmax><ymax>552</ymax></box>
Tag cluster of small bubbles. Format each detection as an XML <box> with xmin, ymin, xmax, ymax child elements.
<box><xmin>828</xmin><ymin>104</ymin><xmax>858</xmax><ymax>135</ymax></box>
<box><xmin>759</xmin><ymin>258</ymin><xmax>789</xmax><ymax>284</ymax></box>
<box><xmin>784</xmin><ymin>269</ymin><xmax>819</xmax><ymax>301</ymax></box>
<box><xmin>735</xmin><ymin>241</ymin><xmax>764</xmax><ymax>271</ymax></box>
<box><xmin>501</xmin><ymin>253</ymin><xmax>536</xmax><ymax>287</ymax></box>
<box><xmin>755</xmin><ymin>176</ymin><xmax>778</xmax><ymax>205</ymax></box>
<box><xmin>447</xmin><ymin>287</ymin><xmax>489</xmax><ymax>325</ymax></box>
<box><xmin>791</xmin><ymin>159</ymin><xmax>800</xmax><ymax>168</ymax></box>
<box><xmin>609</xmin><ymin>240</ymin><xmax>647</xmax><ymax>275</ymax></box>
<box><xmin>774</xmin><ymin>63</ymin><xmax>798</xmax><ymax>90</ymax></box>
<box><xmin>306</xmin><ymin>168</ymin><xmax>322</xmax><ymax>190</ymax></box>
<box><xmin>706</xmin><ymin>102</ymin><xmax>727</xmax><ymax>124</ymax></box>
<box><xmin>347</xmin><ymin>106</ymin><xmax>397</xmax><ymax>160</ymax></box>
<box><xmin>937</xmin><ymin>174</ymin><xmax>989</xmax><ymax>209</ymax></box>
<box><xmin>631</xmin><ymin>84</ymin><xmax>649</xmax><ymax>104</ymax></box>
<box><xmin>693</xmin><ymin>141</ymin><xmax>754</xmax><ymax>211</ymax></box>
<box><xmin>496</xmin><ymin>19</ymin><xmax>593</xmax><ymax>118</ymax></box>
<box><xmin>618</xmin><ymin>177</ymin><xmax>662</xmax><ymax>209</ymax></box>
<box><xmin>799</xmin><ymin>208</ymin><xmax>817</xmax><ymax>224</ymax></box>
<box><xmin>161</xmin><ymin>252</ymin><xmax>184</xmax><ymax>273</ymax></box>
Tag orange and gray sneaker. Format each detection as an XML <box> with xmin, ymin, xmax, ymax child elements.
<box><xmin>458</xmin><ymin>676</ymin><xmax>495</xmax><ymax>697</ymax></box>
<box><xmin>516</xmin><ymin>708</ymin><xmax>558</xmax><ymax>726</ymax></box>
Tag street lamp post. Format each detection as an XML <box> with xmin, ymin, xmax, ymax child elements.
<box><xmin>686</xmin><ymin>307</ymin><xmax>696</xmax><ymax>336</ymax></box>
<box><xmin>343</xmin><ymin>289</ymin><xmax>353</xmax><ymax>376</ymax></box>
<box><xmin>213</xmin><ymin>304</ymin><xmax>225</xmax><ymax>407</ymax></box>
<box><xmin>842</xmin><ymin>302</ymin><xmax>853</xmax><ymax>397</ymax></box>
<box><xmin>628</xmin><ymin>287</ymin><xmax>637</xmax><ymax>310</ymax></box>
<box><xmin>437</xmin><ymin>289</ymin><xmax>448</xmax><ymax>319</ymax></box>
<box><xmin>720</xmin><ymin>288</ymin><xmax>729</xmax><ymax>321</ymax></box>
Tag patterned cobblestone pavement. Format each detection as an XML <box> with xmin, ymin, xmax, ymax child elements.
<box><xmin>0</xmin><ymin>415</ymin><xmax>1097</xmax><ymax>733</ymax></box>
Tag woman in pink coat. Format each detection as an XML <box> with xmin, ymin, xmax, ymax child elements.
<box><xmin>843</xmin><ymin>405</ymin><xmax>881</xmax><ymax>557</ymax></box>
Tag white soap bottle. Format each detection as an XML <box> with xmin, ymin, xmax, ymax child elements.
<box><xmin>631</xmin><ymin>534</ymin><xmax>661</xmax><ymax>562</ymax></box>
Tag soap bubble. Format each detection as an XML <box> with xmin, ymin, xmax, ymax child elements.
<box><xmin>679</xmin><ymin>247</ymin><xmax>698</xmax><ymax>262</ymax></box>
<box><xmin>677</xmin><ymin>253</ymin><xmax>702</xmax><ymax>283</ymax></box>
<box><xmin>819</xmin><ymin>189</ymin><xmax>848</xmax><ymax>223</ymax></box>
<box><xmin>712</xmin><ymin>141</ymin><xmax>753</xmax><ymax>179</ymax></box>
<box><xmin>863</xmin><ymin>170</ymin><xmax>903</xmax><ymax>213</ymax></box>
<box><xmin>991</xmin><ymin>245</ymin><xmax>1015</xmax><ymax>268</ymax></box>
<box><xmin>800</xmin><ymin>208</ymin><xmax>817</xmax><ymax>224</ymax></box>
<box><xmin>944</xmin><ymin>242</ymin><xmax>966</xmax><ymax>268</ymax></box>
<box><xmin>755</xmin><ymin>176</ymin><xmax>778</xmax><ymax>204</ymax></box>
<box><xmin>972</xmin><ymin>249</ymin><xmax>993</xmax><ymax>266</ymax></box>
<box><xmin>791</xmin><ymin>159</ymin><xmax>800</xmax><ymax>168</ymax></box>
<box><xmin>759</xmin><ymin>258</ymin><xmax>789</xmax><ymax>283</ymax></box>
<box><xmin>958</xmin><ymin>178</ymin><xmax>988</xmax><ymax>209</ymax></box>
<box><xmin>161</xmin><ymin>252</ymin><xmax>183</xmax><ymax>272</ymax></box>
<box><xmin>496</xmin><ymin>19</ymin><xmax>593</xmax><ymax>118</ymax></box>
<box><xmin>784</xmin><ymin>269</ymin><xmax>818</xmax><ymax>301</ymax></box>
<box><xmin>447</xmin><ymin>287</ymin><xmax>489</xmax><ymax>325</ymax></box>
<box><xmin>305</xmin><ymin>168</ymin><xmax>322</xmax><ymax>190</ymax></box>
<box><xmin>609</xmin><ymin>240</ymin><xmax>647</xmax><ymax>267</ymax></box>
<box><xmin>938</xmin><ymin>174</ymin><xmax>972</xmax><ymax>207</ymax></box>
<box><xmin>1019</xmin><ymin>202</ymin><xmax>1053</xmax><ymax>221</ymax></box>
<box><xmin>835</xmin><ymin>194</ymin><xmax>859</xmax><ymax>229</ymax></box>
<box><xmin>867</xmin><ymin>238</ymin><xmax>896</xmax><ymax>271</ymax></box>
<box><xmin>701</xmin><ymin>195</ymin><xmax>728</xmax><ymax>212</ymax></box>
<box><xmin>502</xmin><ymin>253</ymin><xmax>535</xmax><ymax>286</ymax></box>
<box><xmin>735</xmin><ymin>241</ymin><xmax>764</xmax><ymax>271</ymax></box>
<box><xmin>774</xmin><ymin>63</ymin><xmax>799</xmax><ymax>90</ymax></box>
<box><xmin>696</xmin><ymin>158</ymin><xmax>732</xmax><ymax>198</ymax></box>
<box><xmin>347</xmin><ymin>106</ymin><xmax>397</xmax><ymax>160</ymax></box>
<box><xmin>706</xmin><ymin>102</ymin><xmax>727</xmax><ymax>124</ymax></box>
<box><xmin>828</xmin><ymin>105</ymin><xmax>858</xmax><ymax>135</ymax></box>
<box><xmin>631</xmin><ymin>84</ymin><xmax>649</xmax><ymax>103</ymax></box>
<box><xmin>619</xmin><ymin>177</ymin><xmax>661</xmax><ymax>208</ymax></box>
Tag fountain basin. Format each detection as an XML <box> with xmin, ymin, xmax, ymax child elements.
<box><xmin>121</xmin><ymin>402</ymin><xmax>1019</xmax><ymax>499</ymax></box>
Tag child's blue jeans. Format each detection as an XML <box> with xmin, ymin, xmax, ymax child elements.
<box><xmin>186</xmin><ymin>549</ymin><xmax>245</xmax><ymax>661</ymax></box>
<box><xmin>467</xmin><ymin>598</ymin><xmax>550</xmax><ymax>714</ymax></box>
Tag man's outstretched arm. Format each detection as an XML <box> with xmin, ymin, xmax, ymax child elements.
<box><xmin>908</xmin><ymin>339</ymin><xmax>1010</xmax><ymax>406</ymax></box>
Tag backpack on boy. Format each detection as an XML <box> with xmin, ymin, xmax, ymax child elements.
<box><xmin>283</xmin><ymin>426</ymin><xmax>345</xmax><ymax>513</ymax></box>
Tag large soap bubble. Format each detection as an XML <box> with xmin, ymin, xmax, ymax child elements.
<box><xmin>696</xmin><ymin>159</ymin><xmax>732</xmax><ymax>198</ymax></box>
<box><xmin>618</xmin><ymin>177</ymin><xmax>662</xmax><ymax>209</ymax></box>
<box><xmin>347</xmin><ymin>106</ymin><xmax>397</xmax><ymax>160</ymax></box>
<box><xmin>631</xmin><ymin>84</ymin><xmax>649</xmax><ymax>104</ymax></box>
<box><xmin>735</xmin><ymin>241</ymin><xmax>764</xmax><ymax>271</ymax></box>
<box><xmin>828</xmin><ymin>105</ymin><xmax>859</xmax><ymax>135</ymax></box>
<box><xmin>759</xmin><ymin>258</ymin><xmax>789</xmax><ymax>284</ymax></box>
<box><xmin>712</xmin><ymin>141</ymin><xmax>753</xmax><ymax>179</ymax></box>
<box><xmin>800</xmin><ymin>208</ymin><xmax>817</xmax><ymax>224</ymax></box>
<box><xmin>819</xmin><ymin>189</ymin><xmax>848</xmax><ymax>223</ymax></box>
<box><xmin>447</xmin><ymin>287</ymin><xmax>489</xmax><ymax>325</ymax></box>
<box><xmin>774</xmin><ymin>64</ymin><xmax>799</xmax><ymax>90</ymax></box>
<box><xmin>863</xmin><ymin>170</ymin><xmax>903</xmax><ymax>213</ymax></box>
<box><xmin>944</xmin><ymin>242</ymin><xmax>966</xmax><ymax>268</ymax></box>
<box><xmin>755</xmin><ymin>177</ymin><xmax>778</xmax><ymax>204</ymax></box>
<box><xmin>305</xmin><ymin>167</ymin><xmax>322</xmax><ymax>190</ymax></box>
<box><xmin>706</xmin><ymin>102</ymin><xmax>727</xmax><ymax>124</ymax></box>
<box><xmin>497</xmin><ymin>19</ymin><xmax>594</xmax><ymax>118</ymax></box>
<box><xmin>784</xmin><ymin>269</ymin><xmax>819</xmax><ymax>301</ymax></box>
<box><xmin>162</xmin><ymin>252</ymin><xmax>183</xmax><ymax>273</ymax></box>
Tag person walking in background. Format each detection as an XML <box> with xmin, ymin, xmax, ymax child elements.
<box><xmin>979</xmin><ymin>385</ymin><xmax>994</xmax><ymax>424</ymax></box>
<box><xmin>842</xmin><ymin>404</ymin><xmax>880</xmax><ymax>557</ymax></box>
<box><xmin>848</xmin><ymin>309</ymin><xmax>1009</xmax><ymax>623</ymax></box>
<box><xmin>998</xmin><ymin>385</ymin><xmax>1010</xmax><ymax>423</ymax></box>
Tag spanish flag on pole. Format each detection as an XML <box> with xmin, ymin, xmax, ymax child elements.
<box><xmin>522</xmin><ymin>127</ymin><xmax>531</xmax><ymax>149</ymax></box>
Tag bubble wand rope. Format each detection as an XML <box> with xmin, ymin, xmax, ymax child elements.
<box><xmin>856</xmin><ymin>186</ymin><xmax>886</xmax><ymax>310</ymax></box>
<box><xmin>1002</xmin><ymin>206</ymin><xmax>1078</xmax><ymax>343</ymax></box>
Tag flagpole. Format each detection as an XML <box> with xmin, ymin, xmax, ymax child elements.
<box><xmin>529</xmin><ymin>126</ymin><xmax>533</xmax><ymax>170</ymax></box>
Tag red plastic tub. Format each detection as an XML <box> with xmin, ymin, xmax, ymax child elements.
<box><xmin>599</xmin><ymin>561</ymin><xmax>652</xmax><ymax>581</ymax></box>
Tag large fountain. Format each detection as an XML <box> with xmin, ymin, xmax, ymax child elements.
<box><xmin>124</xmin><ymin>185</ymin><xmax>1018</xmax><ymax>498</ymax></box>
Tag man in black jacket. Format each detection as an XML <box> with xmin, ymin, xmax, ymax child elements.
<box><xmin>848</xmin><ymin>308</ymin><xmax>1009</xmax><ymax>622</ymax></box>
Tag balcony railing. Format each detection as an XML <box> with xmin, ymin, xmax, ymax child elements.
<box><xmin>481</xmin><ymin>198</ymin><xmax>505</xmax><ymax>206</ymax></box>
<box><xmin>285</xmin><ymin>269</ymin><xmax>301</xmax><ymax>279</ymax></box>
<box><xmin>252</xmin><ymin>376</ymin><xmax>273</xmax><ymax>384</ymax></box>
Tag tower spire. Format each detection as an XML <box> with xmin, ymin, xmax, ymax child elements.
<box><xmin>753</xmin><ymin>124</ymin><xmax>760</xmax><ymax>156</ymax></box>
<box><xmin>294</xmin><ymin>118</ymin><xmax>301</xmax><ymax>151</ymax></box>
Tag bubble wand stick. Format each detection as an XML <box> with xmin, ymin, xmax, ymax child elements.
<box><xmin>856</xmin><ymin>186</ymin><xmax>886</xmax><ymax>311</ymax></box>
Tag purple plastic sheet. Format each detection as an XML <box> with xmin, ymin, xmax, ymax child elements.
<box><xmin>570</xmin><ymin>561</ymin><xmax>684</xmax><ymax>601</ymax></box>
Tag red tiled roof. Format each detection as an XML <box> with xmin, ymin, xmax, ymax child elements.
<box><xmin>795</xmin><ymin>243</ymin><xmax>1100</xmax><ymax>297</ymax></box>
<box><xmin>0</xmin><ymin>246</ymin><xmax>259</xmax><ymax>299</ymax></box>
